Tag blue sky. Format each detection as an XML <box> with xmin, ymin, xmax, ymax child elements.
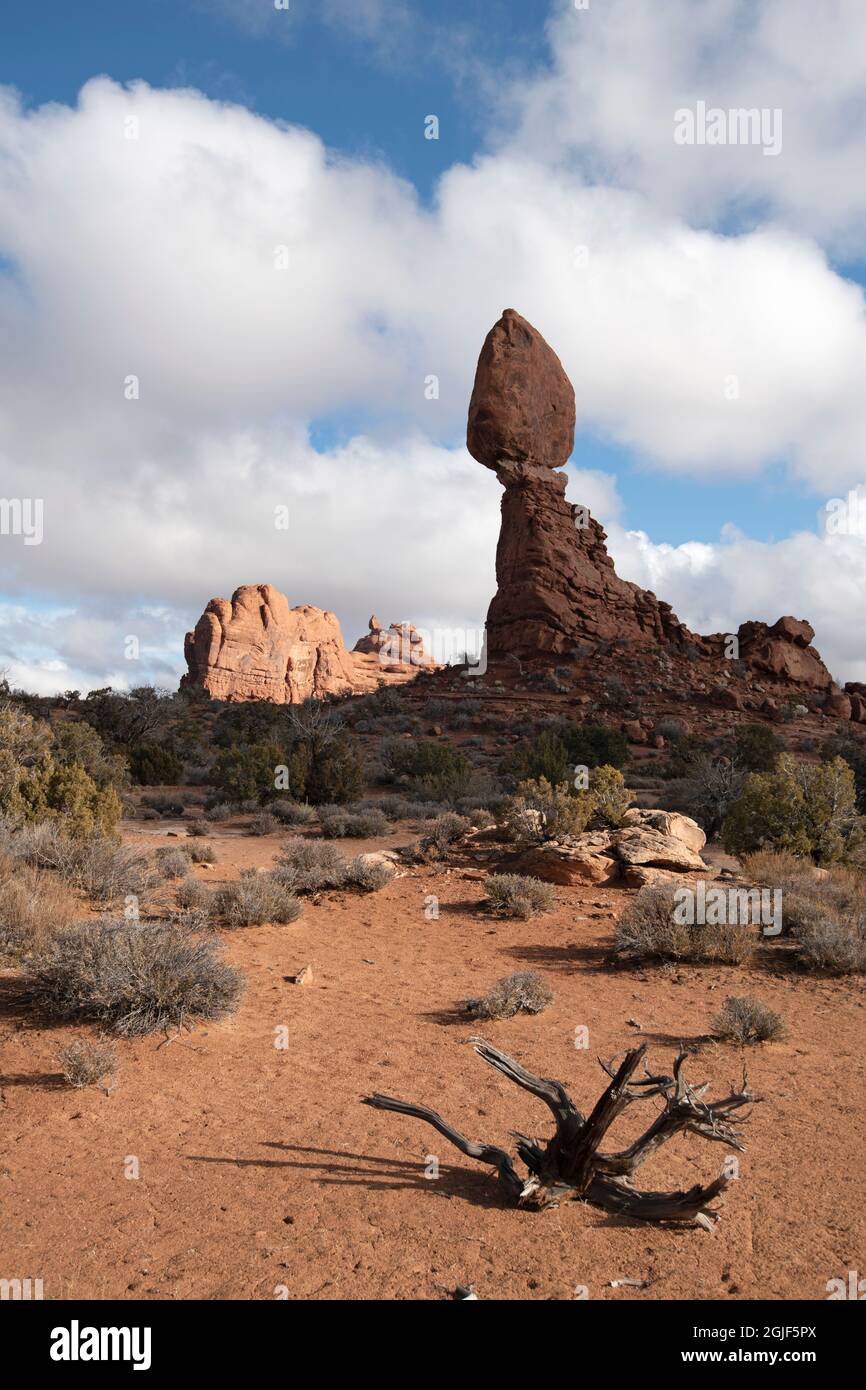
<box><xmin>2</xmin><ymin>0</ymin><xmax>866</xmax><ymax>690</ymax></box>
<box><xmin>0</xmin><ymin>0</ymin><xmax>842</xmax><ymax>546</ymax></box>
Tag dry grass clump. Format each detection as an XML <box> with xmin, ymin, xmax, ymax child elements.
<box><xmin>249</xmin><ymin>812</ymin><xmax>279</xmax><ymax>836</ymax></box>
<box><xmin>272</xmin><ymin>838</ymin><xmax>393</xmax><ymax>894</ymax></box>
<box><xmin>154</xmin><ymin>846</ymin><xmax>191</xmax><ymax>880</ymax></box>
<box><xmin>318</xmin><ymin>807</ymin><xmax>388</xmax><ymax>838</ymax></box>
<box><xmin>186</xmin><ymin>818</ymin><xmax>212</xmax><ymax>837</ymax></box>
<box><xmin>273</xmin><ymin>838</ymin><xmax>349</xmax><ymax>892</ymax></box>
<box><xmin>465</xmin><ymin>970</ymin><xmax>553</xmax><ymax>1020</ymax></box>
<box><xmin>213</xmin><ymin>870</ymin><xmax>302</xmax><ymax>927</ymax></box>
<box><xmin>0</xmin><ymin>854</ymin><xmax>74</xmax><ymax>962</ymax></box>
<box><xmin>742</xmin><ymin>851</ymin><xmax>866</xmax><ymax>973</ymax></box>
<box><xmin>57</xmin><ymin>1038</ymin><xmax>118</xmax><ymax>1089</ymax></box>
<box><xmin>24</xmin><ymin>920</ymin><xmax>245</xmax><ymax>1036</ymax></box>
<box><xmin>614</xmin><ymin>885</ymin><xmax>755</xmax><ymax>966</ymax></box>
<box><xmin>483</xmin><ymin>873</ymin><xmax>556</xmax><ymax>920</ymax></box>
<box><xmin>271</xmin><ymin>800</ymin><xmax>317</xmax><ymax>826</ymax></box>
<box><xmin>712</xmin><ymin>995</ymin><xmax>786</xmax><ymax>1045</ymax></box>
<box><xmin>188</xmin><ymin>842</ymin><xmax>216</xmax><ymax>864</ymax></box>
<box><xmin>344</xmin><ymin>856</ymin><xmax>394</xmax><ymax>892</ymax></box>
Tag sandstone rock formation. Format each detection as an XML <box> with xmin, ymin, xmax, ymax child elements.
<box><xmin>352</xmin><ymin>616</ymin><xmax>433</xmax><ymax>670</ymax></box>
<box><xmin>510</xmin><ymin>809</ymin><xmax>710</xmax><ymax>888</ymax></box>
<box><xmin>182</xmin><ymin>584</ymin><xmax>434</xmax><ymax>703</ymax></box>
<box><xmin>467</xmin><ymin>309</ymin><xmax>848</xmax><ymax>716</ymax></box>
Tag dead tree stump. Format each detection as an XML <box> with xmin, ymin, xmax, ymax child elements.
<box><xmin>362</xmin><ymin>1039</ymin><xmax>754</xmax><ymax>1228</ymax></box>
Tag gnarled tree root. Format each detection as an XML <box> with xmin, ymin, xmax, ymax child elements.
<box><xmin>362</xmin><ymin>1039</ymin><xmax>755</xmax><ymax>1227</ymax></box>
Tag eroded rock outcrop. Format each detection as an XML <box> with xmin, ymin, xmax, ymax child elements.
<box><xmin>352</xmin><ymin>616</ymin><xmax>434</xmax><ymax>670</ymax></box>
<box><xmin>182</xmin><ymin>584</ymin><xmax>434</xmax><ymax>703</ymax></box>
<box><xmin>509</xmin><ymin>809</ymin><xmax>710</xmax><ymax>888</ymax></box>
<box><xmin>467</xmin><ymin>309</ymin><xmax>842</xmax><ymax>712</ymax></box>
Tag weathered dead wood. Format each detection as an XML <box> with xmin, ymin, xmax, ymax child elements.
<box><xmin>362</xmin><ymin>1040</ymin><xmax>754</xmax><ymax>1226</ymax></box>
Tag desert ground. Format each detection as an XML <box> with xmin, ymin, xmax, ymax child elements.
<box><xmin>2</xmin><ymin>804</ymin><xmax>863</xmax><ymax>1302</ymax></box>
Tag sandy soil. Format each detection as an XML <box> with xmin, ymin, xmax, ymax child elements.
<box><xmin>1</xmin><ymin>823</ymin><xmax>864</xmax><ymax>1302</ymax></box>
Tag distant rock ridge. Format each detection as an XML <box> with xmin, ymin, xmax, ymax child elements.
<box><xmin>467</xmin><ymin>308</ymin><xmax>861</xmax><ymax>720</ymax></box>
<box><xmin>181</xmin><ymin>584</ymin><xmax>435</xmax><ymax>704</ymax></box>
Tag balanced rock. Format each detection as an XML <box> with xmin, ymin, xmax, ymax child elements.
<box><xmin>466</xmin><ymin>308</ymin><xmax>843</xmax><ymax>713</ymax></box>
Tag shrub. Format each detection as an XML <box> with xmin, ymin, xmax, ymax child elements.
<box><xmin>319</xmin><ymin>807</ymin><xmax>388</xmax><ymax>838</ymax></box>
<box><xmin>213</xmin><ymin>870</ymin><xmax>302</xmax><ymax>928</ymax></box>
<box><xmin>821</xmin><ymin>731</ymin><xmax>866</xmax><ymax>812</ymax></box>
<box><xmin>74</xmin><ymin>839</ymin><xmax>159</xmax><ymax>904</ymax></box>
<box><xmin>205</xmin><ymin>802</ymin><xmax>234</xmax><ymax>822</ymax></box>
<box><xmin>795</xmin><ymin>916</ymin><xmax>866</xmax><ymax>973</ymax></box>
<box><xmin>499</xmin><ymin>729</ymin><xmax>570</xmax><ymax>786</ymax></box>
<box><xmin>733</xmin><ymin>724</ymin><xmax>784</xmax><ymax>774</ymax></box>
<box><xmin>249</xmin><ymin>812</ymin><xmax>279</xmax><ymax>836</ymax></box>
<box><xmin>188</xmin><ymin>842</ymin><xmax>216</xmax><ymax>864</ymax></box>
<box><xmin>712</xmin><ymin>995</ymin><xmax>786</xmax><ymax>1044</ymax></box>
<box><xmin>483</xmin><ymin>874</ymin><xmax>556</xmax><ymax>920</ymax></box>
<box><xmin>344</xmin><ymin>856</ymin><xmax>394</xmax><ymax>892</ymax></box>
<box><xmin>0</xmin><ymin>856</ymin><xmax>74</xmax><ymax>961</ymax></box>
<box><xmin>128</xmin><ymin>741</ymin><xmax>184</xmax><ymax>786</ymax></box>
<box><xmin>723</xmin><ymin>755</ymin><xmax>863</xmax><ymax>863</ymax></box>
<box><xmin>502</xmin><ymin>777</ymin><xmax>593</xmax><ymax>844</ymax></box>
<box><xmin>175</xmin><ymin>878</ymin><xmax>213</xmax><ymax>915</ymax></box>
<box><xmin>141</xmin><ymin>793</ymin><xmax>185</xmax><ymax>817</ymax></box>
<box><xmin>424</xmin><ymin>812</ymin><xmax>471</xmax><ymax>850</ymax></box>
<box><xmin>154</xmin><ymin>847</ymin><xmax>191</xmax><ymax>880</ymax></box>
<box><xmin>382</xmin><ymin>739</ymin><xmax>472</xmax><ymax>802</ymax></box>
<box><xmin>51</xmin><ymin>720</ymin><xmax>127</xmax><ymax>790</ymax></box>
<box><xmin>271</xmin><ymin>800</ymin><xmax>316</xmax><ymax>825</ymax></box>
<box><xmin>272</xmin><ymin>838</ymin><xmax>347</xmax><ymax>893</ymax></box>
<box><xmin>25</xmin><ymin>921</ymin><xmax>245</xmax><ymax>1035</ymax></box>
<box><xmin>614</xmin><ymin>885</ymin><xmax>755</xmax><ymax>965</ymax></box>
<box><xmin>588</xmin><ymin>765</ymin><xmax>631</xmax><ymax>827</ymax></box>
<box><xmin>371</xmin><ymin>794</ymin><xmax>413</xmax><ymax>820</ymax></box>
<box><xmin>210</xmin><ymin>741</ymin><xmax>287</xmax><ymax>806</ymax></box>
<box><xmin>186</xmin><ymin>818</ymin><xmax>211</xmax><ymax>837</ymax></box>
<box><xmin>565</xmin><ymin>722</ymin><xmax>629</xmax><ymax>771</ymax></box>
<box><xmin>465</xmin><ymin>970</ymin><xmax>553</xmax><ymax>1020</ymax></box>
<box><xmin>57</xmin><ymin>1038</ymin><xmax>118</xmax><ymax>1088</ymax></box>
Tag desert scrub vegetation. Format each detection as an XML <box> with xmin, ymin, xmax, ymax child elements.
<box><xmin>213</xmin><ymin>870</ymin><xmax>302</xmax><ymax>928</ymax></box>
<box><xmin>56</xmin><ymin>1037</ymin><xmax>118</xmax><ymax>1089</ymax></box>
<box><xmin>249</xmin><ymin>811</ymin><xmax>279</xmax><ymax>836</ymax></box>
<box><xmin>154</xmin><ymin>846</ymin><xmax>191</xmax><ymax>880</ymax></box>
<box><xmin>273</xmin><ymin>837</ymin><xmax>349</xmax><ymax>892</ymax></box>
<box><xmin>270</xmin><ymin>799</ymin><xmax>316</xmax><ymax>825</ymax></box>
<box><xmin>344</xmin><ymin>855</ymin><xmax>394</xmax><ymax>892</ymax></box>
<box><xmin>416</xmin><ymin>811</ymin><xmax>472</xmax><ymax>860</ymax></box>
<box><xmin>722</xmin><ymin>755</ymin><xmax>863</xmax><ymax>863</ymax></box>
<box><xmin>483</xmin><ymin>873</ymin><xmax>556</xmax><ymax>920</ymax></box>
<box><xmin>318</xmin><ymin>806</ymin><xmax>388</xmax><ymax>838</ymax></box>
<box><xmin>209</xmin><ymin>700</ymin><xmax>363</xmax><ymax>806</ymax></box>
<box><xmin>0</xmin><ymin>701</ymin><xmax>123</xmax><ymax>836</ymax></box>
<box><xmin>738</xmin><ymin>851</ymin><xmax>866</xmax><ymax>974</ymax></box>
<box><xmin>0</xmin><ymin>854</ymin><xmax>74</xmax><ymax>962</ymax></box>
<box><xmin>381</xmin><ymin>738</ymin><xmax>473</xmax><ymax>803</ymax></box>
<box><xmin>712</xmin><ymin>995</ymin><xmax>785</xmax><ymax>1045</ymax></box>
<box><xmin>272</xmin><ymin>838</ymin><xmax>394</xmax><ymax>894</ymax></box>
<box><xmin>502</xmin><ymin>767</ymin><xmax>631</xmax><ymax>844</ymax></box>
<box><xmin>614</xmin><ymin>885</ymin><xmax>755</xmax><ymax>966</ymax></box>
<box><xmin>24</xmin><ymin>921</ymin><xmax>245</xmax><ymax>1036</ymax></box>
<box><xmin>186</xmin><ymin>841</ymin><xmax>216</xmax><ymax>864</ymax></box>
<box><xmin>500</xmin><ymin>721</ymin><xmax>630</xmax><ymax>786</ymax></box>
<box><xmin>464</xmin><ymin>970</ymin><xmax>552</xmax><ymax>1020</ymax></box>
